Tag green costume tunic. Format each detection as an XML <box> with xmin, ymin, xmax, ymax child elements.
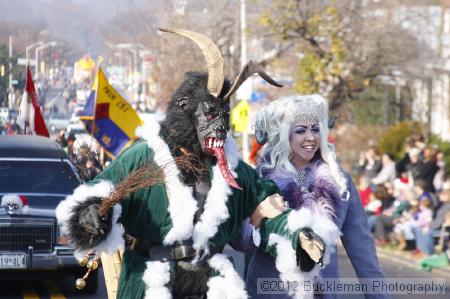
<box><xmin>56</xmin><ymin>122</ymin><xmax>305</xmax><ymax>299</ymax></box>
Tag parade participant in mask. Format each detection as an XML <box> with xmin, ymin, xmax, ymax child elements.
<box><xmin>55</xmin><ymin>29</ymin><xmax>325</xmax><ymax>299</ymax></box>
<box><xmin>240</xmin><ymin>94</ymin><xmax>390</xmax><ymax>299</ymax></box>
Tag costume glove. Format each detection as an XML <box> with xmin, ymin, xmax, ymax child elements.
<box><xmin>297</xmin><ymin>228</ymin><xmax>325</xmax><ymax>272</ymax></box>
<box><xmin>72</xmin><ymin>197</ymin><xmax>113</xmax><ymax>249</ymax></box>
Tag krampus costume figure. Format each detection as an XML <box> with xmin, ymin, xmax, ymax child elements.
<box><xmin>56</xmin><ymin>28</ymin><xmax>326</xmax><ymax>299</ymax></box>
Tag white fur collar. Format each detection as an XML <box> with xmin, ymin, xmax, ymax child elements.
<box><xmin>136</xmin><ymin>119</ymin><xmax>240</xmax><ymax>249</ymax></box>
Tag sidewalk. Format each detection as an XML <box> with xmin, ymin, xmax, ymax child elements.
<box><xmin>375</xmin><ymin>245</ymin><xmax>450</xmax><ymax>278</ymax></box>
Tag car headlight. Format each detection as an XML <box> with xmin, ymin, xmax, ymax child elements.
<box><xmin>56</xmin><ymin>225</ymin><xmax>69</xmax><ymax>245</ymax></box>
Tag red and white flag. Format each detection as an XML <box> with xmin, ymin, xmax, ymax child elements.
<box><xmin>17</xmin><ymin>64</ymin><xmax>49</xmax><ymax>137</ymax></box>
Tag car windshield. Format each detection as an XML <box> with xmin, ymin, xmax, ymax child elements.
<box><xmin>0</xmin><ymin>160</ymin><xmax>80</xmax><ymax>194</ymax></box>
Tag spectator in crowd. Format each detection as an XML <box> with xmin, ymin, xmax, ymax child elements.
<box><xmin>407</xmin><ymin>147</ymin><xmax>424</xmax><ymax>181</ymax></box>
<box><xmin>365</xmin><ymin>185</ymin><xmax>384</xmax><ymax>231</ymax></box>
<box><xmin>359</xmin><ymin>177</ymin><xmax>372</xmax><ymax>208</ymax></box>
<box><xmin>415</xmin><ymin>148</ymin><xmax>439</xmax><ymax>193</ymax></box>
<box><xmin>374</xmin><ymin>189</ymin><xmax>413</xmax><ymax>245</ymax></box>
<box><xmin>0</xmin><ymin>121</ymin><xmax>5</xmax><ymax>135</ymax></box>
<box><xmin>359</xmin><ymin>146</ymin><xmax>382</xmax><ymax>181</ymax></box>
<box><xmin>367</xmin><ymin>184</ymin><xmax>395</xmax><ymax>232</ymax></box>
<box><xmin>433</xmin><ymin>150</ymin><xmax>446</xmax><ymax>193</ymax></box>
<box><xmin>55</xmin><ymin>129</ymin><xmax>67</xmax><ymax>148</ymax></box>
<box><xmin>429</xmin><ymin>181</ymin><xmax>450</xmax><ymax>234</ymax></box>
<box><xmin>65</xmin><ymin>133</ymin><xmax>76</xmax><ymax>160</ymax></box>
<box><xmin>395</xmin><ymin>137</ymin><xmax>416</xmax><ymax>176</ymax></box>
<box><xmin>372</xmin><ymin>153</ymin><xmax>396</xmax><ymax>186</ymax></box>
<box><xmin>412</xmin><ymin>198</ymin><xmax>434</xmax><ymax>256</ymax></box>
<box><xmin>393</xmin><ymin>199</ymin><xmax>418</xmax><ymax>251</ymax></box>
<box><xmin>6</xmin><ymin>118</ymin><xmax>21</xmax><ymax>135</ymax></box>
<box><xmin>413</xmin><ymin>134</ymin><xmax>427</xmax><ymax>159</ymax></box>
<box><xmin>414</xmin><ymin>179</ymin><xmax>438</xmax><ymax>208</ymax></box>
<box><xmin>393</xmin><ymin>171</ymin><xmax>411</xmax><ymax>200</ymax></box>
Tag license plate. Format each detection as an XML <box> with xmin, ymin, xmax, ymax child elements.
<box><xmin>0</xmin><ymin>253</ymin><xmax>26</xmax><ymax>269</ymax></box>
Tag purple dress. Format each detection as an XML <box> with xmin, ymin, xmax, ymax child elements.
<box><xmin>233</xmin><ymin>160</ymin><xmax>390</xmax><ymax>299</ymax></box>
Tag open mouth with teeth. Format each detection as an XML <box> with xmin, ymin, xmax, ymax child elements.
<box><xmin>302</xmin><ymin>145</ymin><xmax>315</xmax><ymax>151</ymax></box>
<box><xmin>204</xmin><ymin>137</ymin><xmax>241</xmax><ymax>190</ymax></box>
<box><xmin>205</xmin><ymin>137</ymin><xmax>225</xmax><ymax>151</ymax></box>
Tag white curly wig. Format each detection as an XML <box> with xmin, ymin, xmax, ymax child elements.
<box><xmin>254</xmin><ymin>94</ymin><xmax>348</xmax><ymax>196</ymax></box>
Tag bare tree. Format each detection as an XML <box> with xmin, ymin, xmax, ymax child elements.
<box><xmin>249</xmin><ymin>0</ymin><xmax>431</xmax><ymax>112</ymax></box>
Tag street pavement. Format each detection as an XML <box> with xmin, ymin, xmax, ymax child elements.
<box><xmin>0</xmin><ymin>244</ymin><xmax>448</xmax><ymax>298</ymax></box>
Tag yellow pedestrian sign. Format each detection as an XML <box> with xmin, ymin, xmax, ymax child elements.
<box><xmin>230</xmin><ymin>100</ymin><xmax>250</xmax><ymax>132</ymax></box>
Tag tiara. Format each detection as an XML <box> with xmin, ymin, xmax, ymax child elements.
<box><xmin>284</xmin><ymin>98</ymin><xmax>322</xmax><ymax>124</ymax></box>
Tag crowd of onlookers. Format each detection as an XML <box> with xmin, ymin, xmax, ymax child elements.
<box><xmin>0</xmin><ymin>118</ymin><xmax>21</xmax><ymax>135</ymax></box>
<box><xmin>358</xmin><ymin>135</ymin><xmax>450</xmax><ymax>262</ymax></box>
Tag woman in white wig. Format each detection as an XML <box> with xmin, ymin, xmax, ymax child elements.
<box><xmin>237</xmin><ymin>94</ymin><xmax>390</xmax><ymax>299</ymax></box>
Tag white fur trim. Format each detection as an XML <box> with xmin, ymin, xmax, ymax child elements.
<box><xmin>190</xmin><ymin>135</ymin><xmax>242</xmax><ymax>251</ymax></box>
<box><xmin>207</xmin><ymin>254</ymin><xmax>248</xmax><ymax>299</ymax></box>
<box><xmin>136</xmin><ymin>119</ymin><xmax>241</xmax><ymax>248</ymax></box>
<box><xmin>268</xmin><ymin>234</ymin><xmax>318</xmax><ymax>299</ymax></box>
<box><xmin>143</xmin><ymin>261</ymin><xmax>172</xmax><ymax>299</ymax></box>
<box><xmin>55</xmin><ymin>180</ymin><xmax>125</xmax><ymax>259</ymax></box>
<box><xmin>137</xmin><ymin>121</ymin><xmax>197</xmax><ymax>245</ymax></box>
<box><xmin>192</xmin><ymin>164</ymin><xmax>233</xmax><ymax>252</ymax></box>
<box><xmin>286</xmin><ymin>207</ymin><xmax>341</xmax><ymax>266</ymax></box>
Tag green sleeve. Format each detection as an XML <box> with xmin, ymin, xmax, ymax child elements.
<box><xmin>237</xmin><ymin>161</ymin><xmax>280</xmax><ymax>218</ymax></box>
<box><xmin>258</xmin><ymin>209</ymin><xmax>301</xmax><ymax>257</ymax></box>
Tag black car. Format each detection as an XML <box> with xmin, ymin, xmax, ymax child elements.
<box><xmin>0</xmin><ymin>135</ymin><xmax>97</xmax><ymax>293</ymax></box>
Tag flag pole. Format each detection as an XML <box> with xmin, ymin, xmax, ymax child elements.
<box><xmin>90</xmin><ymin>65</ymin><xmax>101</xmax><ymax>137</ymax></box>
<box><xmin>23</xmin><ymin>63</ymin><xmax>29</xmax><ymax>135</ymax></box>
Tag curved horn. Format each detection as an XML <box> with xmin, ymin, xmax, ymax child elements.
<box><xmin>159</xmin><ymin>27</ymin><xmax>224</xmax><ymax>97</ymax></box>
<box><xmin>224</xmin><ymin>60</ymin><xmax>283</xmax><ymax>99</ymax></box>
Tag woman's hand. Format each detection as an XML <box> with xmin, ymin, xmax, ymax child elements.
<box><xmin>250</xmin><ymin>193</ymin><xmax>287</xmax><ymax>227</ymax></box>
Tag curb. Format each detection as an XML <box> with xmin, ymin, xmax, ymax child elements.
<box><xmin>375</xmin><ymin>246</ymin><xmax>450</xmax><ymax>278</ymax></box>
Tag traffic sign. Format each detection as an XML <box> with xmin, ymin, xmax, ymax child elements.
<box><xmin>17</xmin><ymin>58</ymin><xmax>36</xmax><ymax>66</ymax></box>
<box><xmin>230</xmin><ymin>100</ymin><xmax>250</xmax><ymax>133</ymax></box>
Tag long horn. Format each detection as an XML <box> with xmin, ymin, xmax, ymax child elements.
<box><xmin>159</xmin><ymin>27</ymin><xmax>224</xmax><ymax>97</ymax></box>
<box><xmin>224</xmin><ymin>60</ymin><xmax>283</xmax><ymax>99</ymax></box>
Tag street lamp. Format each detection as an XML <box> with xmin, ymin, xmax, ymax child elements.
<box><xmin>35</xmin><ymin>41</ymin><xmax>57</xmax><ymax>79</ymax></box>
<box><xmin>115</xmin><ymin>43</ymin><xmax>139</xmax><ymax>74</ymax></box>
<box><xmin>26</xmin><ymin>41</ymin><xmax>44</xmax><ymax>60</ymax></box>
<box><xmin>114</xmin><ymin>52</ymin><xmax>132</xmax><ymax>73</ymax></box>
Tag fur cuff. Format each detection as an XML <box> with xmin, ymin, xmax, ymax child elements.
<box><xmin>268</xmin><ymin>233</ymin><xmax>318</xmax><ymax>299</ymax></box>
<box><xmin>286</xmin><ymin>207</ymin><xmax>341</xmax><ymax>266</ymax></box>
<box><xmin>143</xmin><ymin>261</ymin><xmax>172</xmax><ymax>299</ymax></box>
<box><xmin>55</xmin><ymin>180</ymin><xmax>125</xmax><ymax>259</ymax></box>
<box><xmin>207</xmin><ymin>254</ymin><xmax>248</xmax><ymax>299</ymax></box>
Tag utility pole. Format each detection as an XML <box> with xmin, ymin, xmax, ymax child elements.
<box><xmin>8</xmin><ymin>35</ymin><xmax>13</xmax><ymax>109</ymax></box>
<box><xmin>240</xmin><ymin>0</ymin><xmax>250</xmax><ymax>162</ymax></box>
<box><xmin>8</xmin><ymin>35</ymin><xmax>12</xmax><ymax>91</ymax></box>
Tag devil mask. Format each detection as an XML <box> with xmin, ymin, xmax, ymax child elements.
<box><xmin>159</xmin><ymin>28</ymin><xmax>283</xmax><ymax>190</ymax></box>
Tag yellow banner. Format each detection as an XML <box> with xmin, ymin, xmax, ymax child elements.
<box><xmin>96</xmin><ymin>67</ymin><xmax>143</xmax><ymax>137</ymax></box>
<box><xmin>230</xmin><ymin>100</ymin><xmax>250</xmax><ymax>132</ymax></box>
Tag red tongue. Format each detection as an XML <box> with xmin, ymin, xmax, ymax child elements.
<box><xmin>211</xmin><ymin>146</ymin><xmax>242</xmax><ymax>190</ymax></box>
